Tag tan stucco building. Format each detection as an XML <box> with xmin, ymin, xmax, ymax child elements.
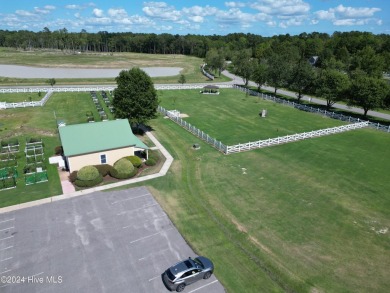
<box><xmin>59</xmin><ymin>119</ymin><xmax>148</xmax><ymax>172</ymax></box>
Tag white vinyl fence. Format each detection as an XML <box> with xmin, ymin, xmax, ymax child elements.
<box><xmin>0</xmin><ymin>90</ymin><xmax>53</xmax><ymax>109</ymax></box>
<box><xmin>158</xmin><ymin>106</ymin><xmax>227</xmax><ymax>153</ymax></box>
<box><xmin>226</xmin><ymin>122</ymin><xmax>368</xmax><ymax>154</ymax></box>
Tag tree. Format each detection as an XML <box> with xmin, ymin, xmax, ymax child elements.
<box><xmin>178</xmin><ymin>74</ymin><xmax>186</xmax><ymax>84</ymax></box>
<box><xmin>252</xmin><ymin>61</ymin><xmax>267</xmax><ymax>92</ymax></box>
<box><xmin>315</xmin><ymin>69</ymin><xmax>350</xmax><ymax>110</ymax></box>
<box><xmin>46</xmin><ymin>78</ymin><xmax>56</xmax><ymax>87</ymax></box>
<box><xmin>347</xmin><ymin>71</ymin><xmax>389</xmax><ymax>117</ymax></box>
<box><xmin>233</xmin><ymin>49</ymin><xmax>255</xmax><ymax>86</ymax></box>
<box><xmin>113</xmin><ymin>68</ymin><xmax>158</xmax><ymax>129</ymax></box>
<box><xmin>205</xmin><ymin>48</ymin><xmax>225</xmax><ymax>76</ymax></box>
<box><xmin>289</xmin><ymin>59</ymin><xmax>316</xmax><ymax>103</ymax></box>
<box><xmin>266</xmin><ymin>53</ymin><xmax>294</xmax><ymax>95</ymax></box>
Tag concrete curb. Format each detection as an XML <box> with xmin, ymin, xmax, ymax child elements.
<box><xmin>0</xmin><ymin>131</ymin><xmax>173</xmax><ymax>214</ymax></box>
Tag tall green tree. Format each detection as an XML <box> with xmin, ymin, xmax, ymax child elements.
<box><xmin>233</xmin><ymin>49</ymin><xmax>255</xmax><ymax>86</ymax></box>
<box><xmin>289</xmin><ymin>59</ymin><xmax>316</xmax><ymax>103</ymax></box>
<box><xmin>347</xmin><ymin>71</ymin><xmax>390</xmax><ymax>117</ymax></box>
<box><xmin>315</xmin><ymin>69</ymin><xmax>350</xmax><ymax>110</ymax></box>
<box><xmin>205</xmin><ymin>48</ymin><xmax>225</xmax><ymax>76</ymax></box>
<box><xmin>178</xmin><ymin>74</ymin><xmax>186</xmax><ymax>84</ymax></box>
<box><xmin>252</xmin><ymin>61</ymin><xmax>268</xmax><ymax>92</ymax></box>
<box><xmin>113</xmin><ymin>67</ymin><xmax>158</xmax><ymax>128</ymax></box>
<box><xmin>266</xmin><ymin>53</ymin><xmax>294</xmax><ymax>95</ymax></box>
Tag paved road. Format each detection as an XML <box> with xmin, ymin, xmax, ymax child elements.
<box><xmin>0</xmin><ymin>187</ymin><xmax>225</xmax><ymax>293</ymax></box>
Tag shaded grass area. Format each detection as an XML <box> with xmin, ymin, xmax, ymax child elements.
<box><xmin>130</xmin><ymin>116</ymin><xmax>390</xmax><ymax>293</ymax></box>
<box><xmin>158</xmin><ymin>89</ymin><xmax>345</xmax><ymax>145</ymax></box>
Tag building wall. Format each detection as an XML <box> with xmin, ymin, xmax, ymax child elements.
<box><xmin>67</xmin><ymin>147</ymin><xmax>135</xmax><ymax>172</ymax></box>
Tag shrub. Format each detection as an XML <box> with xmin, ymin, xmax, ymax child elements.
<box><xmin>110</xmin><ymin>158</ymin><xmax>134</xmax><ymax>179</ymax></box>
<box><xmin>94</xmin><ymin>164</ymin><xmax>115</xmax><ymax>177</ymax></box>
<box><xmin>145</xmin><ymin>158</ymin><xmax>156</xmax><ymax>166</ymax></box>
<box><xmin>126</xmin><ymin>156</ymin><xmax>143</xmax><ymax>168</ymax></box>
<box><xmin>77</xmin><ymin>165</ymin><xmax>100</xmax><ymax>181</ymax></box>
<box><xmin>54</xmin><ymin>146</ymin><xmax>63</xmax><ymax>155</ymax></box>
<box><xmin>74</xmin><ymin>175</ymin><xmax>103</xmax><ymax>188</ymax></box>
<box><xmin>68</xmin><ymin>171</ymin><xmax>78</xmax><ymax>183</ymax></box>
<box><xmin>148</xmin><ymin>150</ymin><xmax>160</xmax><ymax>162</ymax></box>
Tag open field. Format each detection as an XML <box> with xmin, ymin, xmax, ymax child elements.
<box><xmin>158</xmin><ymin>89</ymin><xmax>346</xmax><ymax>144</ymax></box>
<box><xmin>0</xmin><ymin>48</ymin><xmax>231</xmax><ymax>85</ymax></box>
<box><xmin>131</xmin><ymin>115</ymin><xmax>390</xmax><ymax>293</ymax></box>
<box><xmin>1</xmin><ymin>88</ymin><xmax>389</xmax><ymax>292</ymax></box>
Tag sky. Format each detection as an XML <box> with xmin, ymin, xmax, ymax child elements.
<box><xmin>0</xmin><ymin>0</ymin><xmax>389</xmax><ymax>36</ymax></box>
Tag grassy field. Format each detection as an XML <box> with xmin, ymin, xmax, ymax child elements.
<box><xmin>0</xmin><ymin>48</ymin><xmax>231</xmax><ymax>85</ymax></box>
<box><xmin>158</xmin><ymin>89</ymin><xmax>346</xmax><ymax>144</ymax></box>
<box><xmin>1</xmin><ymin>88</ymin><xmax>389</xmax><ymax>292</ymax></box>
<box><xmin>132</xmin><ymin>115</ymin><xmax>390</xmax><ymax>293</ymax></box>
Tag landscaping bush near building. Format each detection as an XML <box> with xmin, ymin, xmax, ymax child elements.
<box><xmin>94</xmin><ymin>164</ymin><xmax>115</xmax><ymax>177</ymax></box>
<box><xmin>145</xmin><ymin>158</ymin><xmax>156</xmax><ymax>166</ymax></box>
<box><xmin>126</xmin><ymin>156</ymin><xmax>143</xmax><ymax>168</ymax></box>
<box><xmin>74</xmin><ymin>165</ymin><xmax>103</xmax><ymax>187</ymax></box>
<box><xmin>110</xmin><ymin>158</ymin><xmax>135</xmax><ymax>179</ymax></box>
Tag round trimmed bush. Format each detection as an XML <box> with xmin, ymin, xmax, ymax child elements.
<box><xmin>110</xmin><ymin>158</ymin><xmax>135</xmax><ymax>179</ymax></box>
<box><xmin>94</xmin><ymin>164</ymin><xmax>115</xmax><ymax>177</ymax></box>
<box><xmin>77</xmin><ymin>165</ymin><xmax>100</xmax><ymax>181</ymax></box>
<box><xmin>145</xmin><ymin>158</ymin><xmax>156</xmax><ymax>166</ymax></box>
<box><xmin>126</xmin><ymin>156</ymin><xmax>143</xmax><ymax>168</ymax></box>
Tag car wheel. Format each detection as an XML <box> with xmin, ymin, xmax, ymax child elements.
<box><xmin>203</xmin><ymin>272</ymin><xmax>212</xmax><ymax>279</ymax></box>
<box><xmin>176</xmin><ymin>283</ymin><xmax>186</xmax><ymax>292</ymax></box>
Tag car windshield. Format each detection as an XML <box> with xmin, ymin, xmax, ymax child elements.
<box><xmin>193</xmin><ymin>258</ymin><xmax>204</xmax><ymax>269</ymax></box>
<box><xmin>166</xmin><ymin>269</ymin><xmax>175</xmax><ymax>281</ymax></box>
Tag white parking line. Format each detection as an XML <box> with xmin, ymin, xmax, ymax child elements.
<box><xmin>0</xmin><ymin>218</ymin><xmax>14</xmax><ymax>224</ymax></box>
<box><xmin>0</xmin><ymin>269</ymin><xmax>12</xmax><ymax>275</ymax></box>
<box><xmin>0</xmin><ymin>236</ymin><xmax>14</xmax><ymax>241</ymax></box>
<box><xmin>122</xmin><ymin>214</ymin><xmax>167</xmax><ymax>229</ymax></box>
<box><xmin>129</xmin><ymin>227</ymin><xmax>174</xmax><ymax>244</ymax></box>
<box><xmin>117</xmin><ymin>203</ymin><xmax>158</xmax><ymax>216</ymax></box>
<box><xmin>111</xmin><ymin>193</ymin><xmax>150</xmax><ymax>205</ymax></box>
<box><xmin>187</xmin><ymin>280</ymin><xmax>219</xmax><ymax>293</ymax></box>
<box><xmin>148</xmin><ymin>275</ymin><xmax>161</xmax><ymax>282</ymax></box>
<box><xmin>32</xmin><ymin>272</ymin><xmax>44</xmax><ymax>277</ymax></box>
<box><xmin>0</xmin><ymin>246</ymin><xmax>13</xmax><ymax>251</ymax></box>
<box><xmin>0</xmin><ymin>257</ymin><xmax>13</xmax><ymax>262</ymax></box>
<box><xmin>0</xmin><ymin>227</ymin><xmax>13</xmax><ymax>232</ymax></box>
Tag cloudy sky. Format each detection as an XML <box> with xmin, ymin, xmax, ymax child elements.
<box><xmin>1</xmin><ymin>0</ymin><xmax>388</xmax><ymax>36</ymax></box>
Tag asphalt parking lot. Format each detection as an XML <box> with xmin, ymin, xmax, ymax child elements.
<box><xmin>0</xmin><ymin>187</ymin><xmax>225</xmax><ymax>293</ymax></box>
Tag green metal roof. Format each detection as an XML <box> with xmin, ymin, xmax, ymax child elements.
<box><xmin>59</xmin><ymin>119</ymin><xmax>148</xmax><ymax>157</ymax></box>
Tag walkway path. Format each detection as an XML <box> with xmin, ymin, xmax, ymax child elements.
<box><xmin>0</xmin><ymin>130</ymin><xmax>173</xmax><ymax>214</ymax></box>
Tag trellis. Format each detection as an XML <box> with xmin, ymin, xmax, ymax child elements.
<box><xmin>0</xmin><ymin>166</ymin><xmax>18</xmax><ymax>190</ymax></box>
<box><xmin>24</xmin><ymin>138</ymin><xmax>48</xmax><ymax>185</ymax></box>
<box><xmin>1</xmin><ymin>138</ymin><xmax>20</xmax><ymax>153</ymax></box>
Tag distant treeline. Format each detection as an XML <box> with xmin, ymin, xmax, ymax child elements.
<box><xmin>0</xmin><ymin>28</ymin><xmax>389</xmax><ymax>61</ymax></box>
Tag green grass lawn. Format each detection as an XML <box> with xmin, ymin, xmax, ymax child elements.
<box><xmin>131</xmin><ymin>116</ymin><xmax>390</xmax><ymax>293</ymax></box>
<box><xmin>0</xmin><ymin>92</ymin><xmax>44</xmax><ymax>102</ymax></box>
<box><xmin>158</xmin><ymin>89</ymin><xmax>346</xmax><ymax>145</ymax></box>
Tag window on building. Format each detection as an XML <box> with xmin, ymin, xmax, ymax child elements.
<box><xmin>100</xmin><ymin>154</ymin><xmax>107</xmax><ymax>164</ymax></box>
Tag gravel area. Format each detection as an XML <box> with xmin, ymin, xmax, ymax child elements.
<box><xmin>0</xmin><ymin>65</ymin><xmax>182</xmax><ymax>78</ymax></box>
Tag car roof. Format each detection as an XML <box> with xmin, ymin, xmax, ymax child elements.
<box><xmin>170</xmin><ymin>259</ymin><xmax>196</xmax><ymax>277</ymax></box>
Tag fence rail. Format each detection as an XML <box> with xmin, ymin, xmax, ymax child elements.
<box><xmin>159</xmin><ymin>106</ymin><xmax>227</xmax><ymax>153</ymax></box>
<box><xmin>226</xmin><ymin>122</ymin><xmax>369</xmax><ymax>154</ymax></box>
<box><xmin>0</xmin><ymin>90</ymin><xmax>53</xmax><ymax>109</ymax></box>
